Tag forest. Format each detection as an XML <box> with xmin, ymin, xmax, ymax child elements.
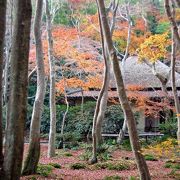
<box><xmin>0</xmin><ymin>0</ymin><xmax>180</xmax><ymax>179</ymax></box>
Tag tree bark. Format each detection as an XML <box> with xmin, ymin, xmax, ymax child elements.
<box><xmin>118</xmin><ymin>2</ymin><xmax>132</xmax><ymax>144</ymax></box>
<box><xmin>95</xmin><ymin>63</ymin><xmax>110</xmax><ymax>146</ymax></box>
<box><xmin>96</xmin><ymin>0</ymin><xmax>151</xmax><ymax>179</ymax></box>
<box><xmin>90</xmin><ymin>13</ymin><xmax>110</xmax><ymax>164</ymax></box>
<box><xmin>2</xmin><ymin>0</ymin><xmax>32</xmax><ymax>179</ymax></box>
<box><xmin>165</xmin><ymin>0</ymin><xmax>180</xmax><ymax>145</ymax></box>
<box><xmin>59</xmin><ymin>92</ymin><xmax>69</xmax><ymax>148</ymax></box>
<box><xmin>171</xmin><ymin>30</ymin><xmax>180</xmax><ymax>145</ymax></box>
<box><xmin>58</xmin><ymin>75</ymin><xmax>69</xmax><ymax>149</ymax></box>
<box><xmin>117</xmin><ymin>121</ymin><xmax>127</xmax><ymax>144</ymax></box>
<box><xmin>22</xmin><ymin>0</ymin><xmax>46</xmax><ymax>175</ymax></box>
<box><xmin>91</xmin><ymin>58</ymin><xmax>109</xmax><ymax>163</ymax></box>
<box><xmin>91</xmin><ymin>0</ymin><xmax>118</xmax><ymax>163</ymax></box>
<box><xmin>3</xmin><ymin>0</ymin><xmax>14</xmax><ymax>134</ymax></box>
<box><xmin>3</xmin><ymin>0</ymin><xmax>13</xmax><ymax>103</ymax></box>
<box><xmin>165</xmin><ymin>0</ymin><xmax>180</xmax><ymax>46</ymax></box>
<box><xmin>45</xmin><ymin>0</ymin><xmax>57</xmax><ymax>158</ymax></box>
<box><xmin>0</xmin><ymin>0</ymin><xmax>7</xmax><ymax>174</ymax></box>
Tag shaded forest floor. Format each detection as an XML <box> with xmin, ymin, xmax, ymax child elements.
<box><xmin>21</xmin><ymin>144</ymin><xmax>180</xmax><ymax>180</ymax></box>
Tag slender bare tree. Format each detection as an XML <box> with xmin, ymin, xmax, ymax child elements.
<box><xmin>91</xmin><ymin>45</ymin><xmax>110</xmax><ymax>163</ymax></box>
<box><xmin>60</xmin><ymin>89</ymin><xmax>69</xmax><ymax>148</ymax></box>
<box><xmin>2</xmin><ymin>0</ymin><xmax>32</xmax><ymax>179</ymax></box>
<box><xmin>165</xmin><ymin>0</ymin><xmax>180</xmax><ymax>145</ymax></box>
<box><xmin>22</xmin><ymin>0</ymin><xmax>46</xmax><ymax>175</ymax></box>
<box><xmin>45</xmin><ymin>0</ymin><xmax>57</xmax><ymax>158</ymax></box>
<box><xmin>0</xmin><ymin>0</ymin><xmax>7</xmax><ymax>173</ymax></box>
<box><xmin>3</xmin><ymin>0</ymin><xmax>13</xmax><ymax>108</ymax></box>
<box><xmin>58</xmin><ymin>68</ymin><xmax>69</xmax><ymax>149</ymax></box>
<box><xmin>96</xmin><ymin>0</ymin><xmax>151</xmax><ymax>179</ymax></box>
<box><xmin>90</xmin><ymin>0</ymin><xmax>119</xmax><ymax>163</ymax></box>
<box><xmin>117</xmin><ymin>1</ymin><xmax>132</xmax><ymax>143</ymax></box>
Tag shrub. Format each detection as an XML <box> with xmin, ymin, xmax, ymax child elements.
<box><xmin>103</xmin><ymin>175</ymin><xmax>122</xmax><ymax>180</ymax></box>
<box><xmin>26</xmin><ymin>102</ymin><xmax>135</xmax><ymax>142</ymax></box>
<box><xmin>173</xmin><ymin>164</ymin><xmax>180</xmax><ymax>170</ymax></box>
<box><xmin>121</xmin><ymin>139</ymin><xmax>132</xmax><ymax>151</ymax></box>
<box><xmin>64</xmin><ymin>152</ymin><xmax>73</xmax><ymax>157</ymax></box>
<box><xmin>144</xmin><ymin>154</ymin><xmax>157</xmax><ymax>161</ymax></box>
<box><xmin>37</xmin><ymin>164</ymin><xmax>53</xmax><ymax>177</ymax></box>
<box><xmin>79</xmin><ymin>149</ymin><xmax>92</xmax><ymax>161</ymax></box>
<box><xmin>56</xmin><ymin>150</ymin><xmax>73</xmax><ymax>157</ymax></box>
<box><xmin>141</xmin><ymin>138</ymin><xmax>179</xmax><ymax>160</ymax></box>
<box><xmin>107</xmin><ymin>163</ymin><xmax>129</xmax><ymax>171</ymax></box>
<box><xmin>103</xmin><ymin>105</ymin><xmax>124</xmax><ymax>134</ymax></box>
<box><xmin>159</xmin><ymin>117</ymin><xmax>177</xmax><ymax>137</ymax></box>
<box><xmin>98</xmin><ymin>151</ymin><xmax>112</xmax><ymax>161</ymax></box>
<box><xmin>168</xmin><ymin>169</ymin><xmax>180</xmax><ymax>179</ymax></box>
<box><xmin>48</xmin><ymin>163</ymin><xmax>61</xmax><ymax>169</ymax></box>
<box><xmin>103</xmin><ymin>105</ymin><xmax>140</xmax><ymax>135</ymax></box>
<box><xmin>164</xmin><ymin>162</ymin><xmax>180</xmax><ymax>170</ymax></box>
<box><xmin>96</xmin><ymin>161</ymin><xmax>131</xmax><ymax>171</ymax></box>
<box><xmin>79</xmin><ymin>144</ymin><xmax>111</xmax><ymax>162</ymax></box>
<box><xmin>129</xmin><ymin>176</ymin><xmax>139</xmax><ymax>180</ymax></box>
<box><xmin>164</xmin><ymin>162</ymin><xmax>172</xmax><ymax>168</ymax></box>
<box><xmin>70</xmin><ymin>163</ymin><xmax>86</xmax><ymax>170</ymax></box>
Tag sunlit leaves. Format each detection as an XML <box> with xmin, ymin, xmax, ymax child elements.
<box><xmin>142</xmin><ymin>138</ymin><xmax>179</xmax><ymax>160</ymax></box>
<box><xmin>137</xmin><ymin>33</ymin><xmax>171</xmax><ymax>63</ymax></box>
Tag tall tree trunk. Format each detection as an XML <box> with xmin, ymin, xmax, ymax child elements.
<box><xmin>58</xmin><ymin>75</ymin><xmax>69</xmax><ymax>149</ymax></box>
<box><xmin>3</xmin><ymin>0</ymin><xmax>13</xmax><ymax>150</ymax></box>
<box><xmin>96</xmin><ymin>64</ymin><xmax>110</xmax><ymax>146</ymax></box>
<box><xmin>117</xmin><ymin>120</ymin><xmax>127</xmax><ymax>144</ymax></box>
<box><xmin>59</xmin><ymin>92</ymin><xmax>69</xmax><ymax>148</ymax></box>
<box><xmin>96</xmin><ymin>0</ymin><xmax>151</xmax><ymax>179</ymax></box>
<box><xmin>22</xmin><ymin>0</ymin><xmax>46</xmax><ymax>175</ymax></box>
<box><xmin>91</xmin><ymin>0</ymin><xmax>118</xmax><ymax>163</ymax></box>
<box><xmin>171</xmin><ymin>30</ymin><xmax>180</xmax><ymax>145</ymax></box>
<box><xmin>2</xmin><ymin>0</ymin><xmax>32</xmax><ymax>179</ymax></box>
<box><xmin>91</xmin><ymin>61</ymin><xmax>109</xmax><ymax>163</ymax></box>
<box><xmin>118</xmin><ymin>2</ymin><xmax>132</xmax><ymax>144</ymax></box>
<box><xmin>96</xmin><ymin>0</ymin><xmax>119</xmax><ymax>146</ymax></box>
<box><xmin>3</xmin><ymin>0</ymin><xmax>13</xmax><ymax>106</ymax></box>
<box><xmin>165</xmin><ymin>0</ymin><xmax>180</xmax><ymax>145</ymax></box>
<box><xmin>45</xmin><ymin>0</ymin><xmax>57</xmax><ymax>158</ymax></box>
<box><xmin>90</xmin><ymin>24</ymin><xmax>110</xmax><ymax>164</ymax></box>
<box><xmin>0</xmin><ymin>0</ymin><xmax>7</xmax><ymax>174</ymax></box>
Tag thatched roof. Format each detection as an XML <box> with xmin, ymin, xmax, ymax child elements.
<box><xmin>67</xmin><ymin>56</ymin><xmax>180</xmax><ymax>99</ymax></box>
<box><xmin>67</xmin><ymin>90</ymin><xmax>180</xmax><ymax>98</ymax></box>
<box><xmin>110</xmin><ymin>56</ymin><xmax>180</xmax><ymax>89</ymax></box>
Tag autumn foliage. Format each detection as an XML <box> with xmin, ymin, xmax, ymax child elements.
<box><xmin>138</xmin><ymin>33</ymin><xmax>171</xmax><ymax>63</ymax></box>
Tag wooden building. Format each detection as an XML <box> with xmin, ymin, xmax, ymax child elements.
<box><xmin>67</xmin><ymin>56</ymin><xmax>180</xmax><ymax>133</ymax></box>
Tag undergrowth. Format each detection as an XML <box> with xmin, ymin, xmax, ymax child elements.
<box><xmin>79</xmin><ymin>143</ymin><xmax>112</xmax><ymax>161</ymax></box>
<box><xmin>37</xmin><ymin>164</ymin><xmax>53</xmax><ymax>177</ymax></box>
<box><xmin>103</xmin><ymin>175</ymin><xmax>122</xmax><ymax>180</ymax></box>
<box><xmin>142</xmin><ymin>138</ymin><xmax>179</xmax><ymax>160</ymax></box>
<box><xmin>144</xmin><ymin>154</ymin><xmax>158</xmax><ymax>161</ymax></box>
<box><xmin>48</xmin><ymin>163</ymin><xmax>61</xmax><ymax>169</ymax></box>
<box><xmin>70</xmin><ymin>162</ymin><xmax>86</xmax><ymax>169</ymax></box>
<box><xmin>95</xmin><ymin>160</ymin><xmax>136</xmax><ymax>171</ymax></box>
